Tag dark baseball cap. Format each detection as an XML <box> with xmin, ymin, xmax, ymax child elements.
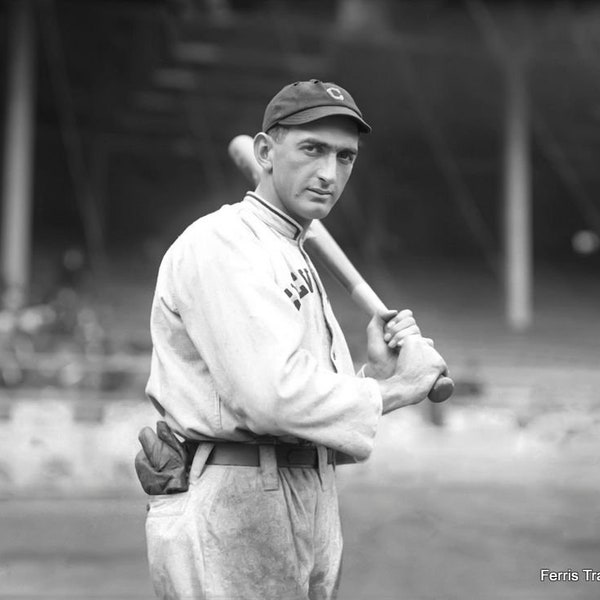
<box><xmin>262</xmin><ymin>79</ymin><xmax>371</xmax><ymax>134</ymax></box>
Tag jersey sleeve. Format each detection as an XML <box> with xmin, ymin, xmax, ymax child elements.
<box><xmin>162</xmin><ymin>218</ymin><xmax>382</xmax><ymax>460</ymax></box>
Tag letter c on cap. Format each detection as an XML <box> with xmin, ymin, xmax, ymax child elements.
<box><xmin>326</xmin><ymin>87</ymin><xmax>344</xmax><ymax>101</ymax></box>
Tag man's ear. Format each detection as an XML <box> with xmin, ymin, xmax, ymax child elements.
<box><xmin>253</xmin><ymin>132</ymin><xmax>274</xmax><ymax>173</ymax></box>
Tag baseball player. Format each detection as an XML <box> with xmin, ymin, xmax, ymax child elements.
<box><xmin>137</xmin><ymin>79</ymin><xmax>447</xmax><ymax>600</ymax></box>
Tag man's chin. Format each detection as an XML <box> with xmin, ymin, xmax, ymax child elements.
<box><xmin>302</xmin><ymin>202</ymin><xmax>335</xmax><ymax>221</ymax></box>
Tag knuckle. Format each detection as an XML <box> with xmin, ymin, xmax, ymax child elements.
<box><xmin>392</xmin><ymin>317</ymin><xmax>416</xmax><ymax>333</ymax></box>
<box><xmin>402</xmin><ymin>325</ymin><xmax>418</xmax><ymax>337</ymax></box>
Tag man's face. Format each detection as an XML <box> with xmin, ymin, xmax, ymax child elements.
<box><xmin>269</xmin><ymin>116</ymin><xmax>359</xmax><ymax>226</ymax></box>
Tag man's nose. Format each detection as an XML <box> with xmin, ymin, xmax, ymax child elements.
<box><xmin>316</xmin><ymin>154</ymin><xmax>337</xmax><ymax>184</ymax></box>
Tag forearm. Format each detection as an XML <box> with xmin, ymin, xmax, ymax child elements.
<box><xmin>376</xmin><ymin>376</ymin><xmax>429</xmax><ymax>414</ymax></box>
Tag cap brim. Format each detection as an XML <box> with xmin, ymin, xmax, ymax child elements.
<box><xmin>278</xmin><ymin>105</ymin><xmax>372</xmax><ymax>134</ymax></box>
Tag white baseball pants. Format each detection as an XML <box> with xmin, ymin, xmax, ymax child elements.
<box><xmin>145</xmin><ymin>442</ymin><xmax>343</xmax><ymax>600</ymax></box>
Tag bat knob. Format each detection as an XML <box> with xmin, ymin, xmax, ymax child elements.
<box><xmin>428</xmin><ymin>375</ymin><xmax>454</xmax><ymax>403</ymax></box>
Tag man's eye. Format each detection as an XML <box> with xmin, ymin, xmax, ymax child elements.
<box><xmin>304</xmin><ymin>144</ymin><xmax>319</xmax><ymax>154</ymax></box>
<box><xmin>338</xmin><ymin>152</ymin><xmax>355</xmax><ymax>165</ymax></box>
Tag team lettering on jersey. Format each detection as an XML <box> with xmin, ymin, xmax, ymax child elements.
<box><xmin>284</xmin><ymin>268</ymin><xmax>315</xmax><ymax>310</ymax></box>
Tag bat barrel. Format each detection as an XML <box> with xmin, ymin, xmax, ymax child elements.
<box><xmin>228</xmin><ymin>136</ymin><xmax>260</xmax><ymax>186</ymax></box>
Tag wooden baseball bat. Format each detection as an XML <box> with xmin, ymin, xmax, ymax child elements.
<box><xmin>228</xmin><ymin>135</ymin><xmax>453</xmax><ymax>403</ymax></box>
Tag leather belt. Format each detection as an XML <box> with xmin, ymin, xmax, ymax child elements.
<box><xmin>202</xmin><ymin>442</ymin><xmax>336</xmax><ymax>468</ymax></box>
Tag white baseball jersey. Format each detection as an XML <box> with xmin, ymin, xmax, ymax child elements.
<box><xmin>145</xmin><ymin>192</ymin><xmax>382</xmax><ymax>460</ymax></box>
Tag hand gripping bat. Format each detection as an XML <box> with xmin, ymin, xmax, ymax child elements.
<box><xmin>228</xmin><ymin>135</ymin><xmax>454</xmax><ymax>403</ymax></box>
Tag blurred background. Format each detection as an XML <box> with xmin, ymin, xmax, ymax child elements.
<box><xmin>0</xmin><ymin>0</ymin><xmax>599</xmax><ymax>598</ymax></box>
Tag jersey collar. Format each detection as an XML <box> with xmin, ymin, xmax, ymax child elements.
<box><xmin>244</xmin><ymin>192</ymin><xmax>306</xmax><ymax>241</ymax></box>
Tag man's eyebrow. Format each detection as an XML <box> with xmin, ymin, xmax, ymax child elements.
<box><xmin>297</xmin><ymin>137</ymin><xmax>359</xmax><ymax>154</ymax></box>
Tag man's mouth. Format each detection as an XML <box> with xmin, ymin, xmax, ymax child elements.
<box><xmin>307</xmin><ymin>188</ymin><xmax>333</xmax><ymax>197</ymax></box>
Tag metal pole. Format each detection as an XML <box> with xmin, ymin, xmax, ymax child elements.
<box><xmin>503</xmin><ymin>56</ymin><xmax>532</xmax><ymax>331</ymax></box>
<box><xmin>1</xmin><ymin>0</ymin><xmax>36</xmax><ymax>309</ymax></box>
